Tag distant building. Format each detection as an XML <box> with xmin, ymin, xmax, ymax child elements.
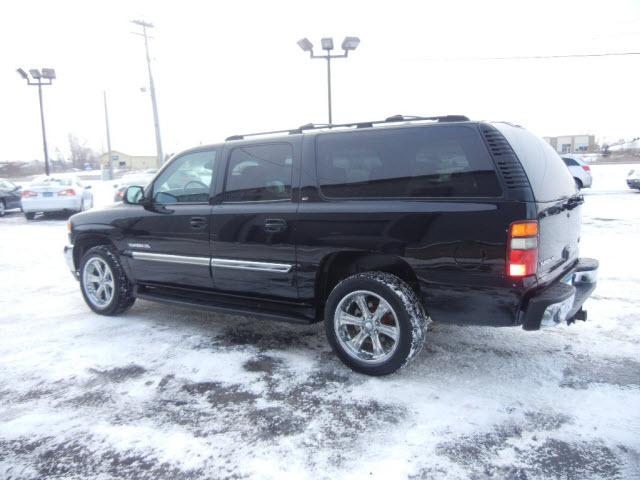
<box><xmin>543</xmin><ymin>135</ymin><xmax>596</xmax><ymax>154</ymax></box>
<box><xmin>99</xmin><ymin>150</ymin><xmax>157</xmax><ymax>171</ymax></box>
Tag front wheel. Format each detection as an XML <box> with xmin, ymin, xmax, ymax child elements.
<box><xmin>0</xmin><ymin>200</ymin><xmax>5</xmax><ymax>217</ymax></box>
<box><xmin>79</xmin><ymin>245</ymin><xmax>135</xmax><ymax>315</ymax></box>
<box><xmin>325</xmin><ymin>272</ymin><xmax>430</xmax><ymax>376</ymax></box>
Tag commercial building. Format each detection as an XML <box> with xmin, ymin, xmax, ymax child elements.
<box><xmin>99</xmin><ymin>150</ymin><xmax>157</xmax><ymax>171</ymax></box>
<box><xmin>543</xmin><ymin>135</ymin><xmax>596</xmax><ymax>154</ymax></box>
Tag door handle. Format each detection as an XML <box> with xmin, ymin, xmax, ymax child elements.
<box><xmin>264</xmin><ymin>218</ymin><xmax>287</xmax><ymax>233</ymax></box>
<box><xmin>190</xmin><ymin>216</ymin><xmax>207</xmax><ymax>229</ymax></box>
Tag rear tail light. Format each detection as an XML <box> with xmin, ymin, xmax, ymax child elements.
<box><xmin>507</xmin><ymin>221</ymin><xmax>538</xmax><ymax>278</ymax></box>
<box><xmin>21</xmin><ymin>190</ymin><xmax>38</xmax><ymax>198</ymax></box>
<box><xmin>582</xmin><ymin>165</ymin><xmax>590</xmax><ymax>172</ymax></box>
<box><xmin>57</xmin><ymin>189</ymin><xmax>77</xmax><ymax>196</ymax></box>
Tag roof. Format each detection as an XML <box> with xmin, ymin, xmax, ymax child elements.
<box><xmin>224</xmin><ymin>115</ymin><xmax>471</xmax><ymax>142</ymax></box>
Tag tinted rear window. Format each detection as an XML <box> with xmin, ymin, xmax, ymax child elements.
<box><xmin>316</xmin><ymin>126</ymin><xmax>501</xmax><ymax>198</ymax></box>
<box><xmin>223</xmin><ymin>144</ymin><xmax>293</xmax><ymax>202</ymax></box>
<box><xmin>492</xmin><ymin>124</ymin><xmax>576</xmax><ymax>202</ymax></box>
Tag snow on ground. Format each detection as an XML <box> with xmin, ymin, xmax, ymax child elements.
<box><xmin>0</xmin><ymin>165</ymin><xmax>639</xmax><ymax>480</ymax></box>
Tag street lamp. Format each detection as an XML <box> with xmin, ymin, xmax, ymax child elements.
<box><xmin>17</xmin><ymin>67</ymin><xmax>56</xmax><ymax>176</ymax></box>
<box><xmin>297</xmin><ymin>36</ymin><xmax>360</xmax><ymax>124</ymax></box>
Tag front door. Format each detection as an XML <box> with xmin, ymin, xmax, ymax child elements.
<box><xmin>211</xmin><ymin>141</ymin><xmax>299</xmax><ymax>300</ymax></box>
<box><xmin>124</xmin><ymin>147</ymin><xmax>219</xmax><ymax>289</ymax></box>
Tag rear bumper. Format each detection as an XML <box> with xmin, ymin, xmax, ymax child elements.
<box><xmin>22</xmin><ymin>197</ymin><xmax>82</xmax><ymax>213</ymax></box>
<box><xmin>64</xmin><ymin>244</ymin><xmax>79</xmax><ymax>280</ymax></box>
<box><xmin>521</xmin><ymin>258</ymin><xmax>598</xmax><ymax>330</ymax></box>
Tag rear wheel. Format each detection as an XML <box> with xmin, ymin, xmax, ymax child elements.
<box><xmin>79</xmin><ymin>245</ymin><xmax>135</xmax><ymax>315</ymax></box>
<box><xmin>0</xmin><ymin>200</ymin><xmax>5</xmax><ymax>217</ymax></box>
<box><xmin>24</xmin><ymin>212</ymin><xmax>35</xmax><ymax>220</ymax></box>
<box><xmin>574</xmin><ymin>177</ymin><xmax>583</xmax><ymax>189</ymax></box>
<box><xmin>325</xmin><ymin>272</ymin><xmax>429</xmax><ymax>376</ymax></box>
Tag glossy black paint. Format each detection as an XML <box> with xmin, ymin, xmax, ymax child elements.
<box><xmin>68</xmin><ymin>122</ymin><xmax>587</xmax><ymax>328</ymax></box>
<box><xmin>0</xmin><ymin>180</ymin><xmax>22</xmax><ymax>212</ymax></box>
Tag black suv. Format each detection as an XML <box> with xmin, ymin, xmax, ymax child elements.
<box><xmin>64</xmin><ymin>115</ymin><xmax>598</xmax><ymax>375</ymax></box>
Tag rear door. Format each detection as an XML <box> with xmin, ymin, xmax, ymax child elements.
<box><xmin>210</xmin><ymin>140</ymin><xmax>300</xmax><ymax>300</ymax></box>
<box><xmin>123</xmin><ymin>147</ymin><xmax>219</xmax><ymax>289</ymax></box>
<box><xmin>494</xmin><ymin>124</ymin><xmax>581</xmax><ymax>283</ymax></box>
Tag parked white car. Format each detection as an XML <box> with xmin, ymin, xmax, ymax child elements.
<box><xmin>562</xmin><ymin>156</ymin><xmax>592</xmax><ymax>189</ymax></box>
<box><xmin>21</xmin><ymin>176</ymin><xmax>94</xmax><ymax>220</ymax></box>
<box><xmin>627</xmin><ymin>168</ymin><xmax>640</xmax><ymax>191</ymax></box>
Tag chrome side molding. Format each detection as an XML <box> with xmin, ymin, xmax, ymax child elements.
<box><xmin>131</xmin><ymin>251</ymin><xmax>210</xmax><ymax>266</ymax></box>
<box><xmin>130</xmin><ymin>251</ymin><xmax>292</xmax><ymax>273</ymax></box>
<box><xmin>211</xmin><ymin>258</ymin><xmax>292</xmax><ymax>273</ymax></box>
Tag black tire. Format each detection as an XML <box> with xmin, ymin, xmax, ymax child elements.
<box><xmin>325</xmin><ymin>271</ymin><xmax>429</xmax><ymax>376</ymax></box>
<box><xmin>0</xmin><ymin>200</ymin><xmax>5</xmax><ymax>217</ymax></box>
<box><xmin>79</xmin><ymin>245</ymin><xmax>136</xmax><ymax>315</ymax></box>
<box><xmin>574</xmin><ymin>177</ymin><xmax>583</xmax><ymax>189</ymax></box>
<box><xmin>24</xmin><ymin>212</ymin><xmax>36</xmax><ymax>220</ymax></box>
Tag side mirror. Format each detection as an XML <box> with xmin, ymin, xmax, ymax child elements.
<box><xmin>123</xmin><ymin>185</ymin><xmax>145</xmax><ymax>205</ymax></box>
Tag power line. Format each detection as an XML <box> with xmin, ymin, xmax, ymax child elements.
<box><xmin>420</xmin><ymin>51</ymin><xmax>640</xmax><ymax>62</ymax></box>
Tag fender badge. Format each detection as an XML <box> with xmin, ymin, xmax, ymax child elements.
<box><xmin>128</xmin><ymin>243</ymin><xmax>151</xmax><ymax>249</ymax></box>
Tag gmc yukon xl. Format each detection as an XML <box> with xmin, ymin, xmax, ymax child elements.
<box><xmin>64</xmin><ymin>115</ymin><xmax>599</xmax><ymax>375</ymax></box>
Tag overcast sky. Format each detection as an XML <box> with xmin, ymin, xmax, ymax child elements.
<box><xmin>1</xmin><ymin>0</ymin><xmax>639</xmax><ymax>162</ymax></box>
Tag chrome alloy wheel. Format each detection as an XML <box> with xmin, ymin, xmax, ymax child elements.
<box><xmin>82</xmin><ymin>257</ymin><xmax>115</xmax><ymax>308</ymax></box>
<box><xmin>333</xmin><ymin>290</ymin><xmax>400</xmax><ymax>365</ymax></box>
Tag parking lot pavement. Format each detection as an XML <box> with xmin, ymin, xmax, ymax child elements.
<box><xmin>0</xmin><ymin>166</ymin><xmax>639</xmax><ymax>480</ymax></box>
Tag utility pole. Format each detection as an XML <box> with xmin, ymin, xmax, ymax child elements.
<box><xmin>132</xmin><ymin>19</ymin><xmax>164</xmax><ymax>167</ymax></box>
<box><xmin>16</xmin><ymin>68</ymin><xmax>56</xmax><ymax>175</ymax></box>
<box><xmin>103</xmin><ymin>91</ymin><xmax>113</xmax><ymax>180</ymax></box>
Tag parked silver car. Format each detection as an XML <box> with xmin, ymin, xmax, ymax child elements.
<box><xmin>562</xmin><ymin>156</ymin><xmax>592</xmax><ymax>189</ymax></box>
<box><xmin>21</xmin><ymin>176</ymin><xmax>94</xmax><ymax>220</ymax></box>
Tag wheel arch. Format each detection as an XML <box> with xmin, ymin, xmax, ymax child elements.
<box><xmin>74</xmin><ymin>234</ymin><xmax>115</xmax><ymax>270</ymax></box>
<box><xmin>315</xmin><ymin>251</ymin><xmax>420</xmax><ymax>318</ymax></box>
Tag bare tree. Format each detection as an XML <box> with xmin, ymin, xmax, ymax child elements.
<box><xmin>68</xmin><ymin>134</ymin><xmax>99</xmax><ymax>170</ymax></box>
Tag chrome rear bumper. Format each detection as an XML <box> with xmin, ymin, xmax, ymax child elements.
<box><xmin>522</xmin><ymin>258</ymin><xmax>599</xmax><ymax>330</ymax></box>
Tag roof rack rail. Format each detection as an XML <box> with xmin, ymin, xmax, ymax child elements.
<box><xmin>225</xmin><ymin>114</ymin><xmax>469</xmax><ymax>141</ymax></box>
<box><xmin>225</xmin><ymin>127</ymin><xmax>303</xmax><ymax>141</ymax></box>
<box><xmin>385</xmin><ymin>114</ymin><xmax>470</xmax><ymax>122</ymax></box>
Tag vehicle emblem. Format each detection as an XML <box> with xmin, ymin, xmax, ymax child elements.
<box><xmin>128</xmin><ymin>243</ymin><xmax>151</xmax><ymax>249</ymax></box>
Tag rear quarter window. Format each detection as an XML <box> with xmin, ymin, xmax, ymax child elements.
<box><xmin>492</xmin><ymin>124</ymin><xmax>575</xmax><ymax>202</ymax></box>
<box><xmin>316</xmin><ymin>125</ymin><xmax>501</xmax><ymax>198</ymax></box>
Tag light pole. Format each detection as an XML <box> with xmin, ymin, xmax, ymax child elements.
<box><xmin>16</xmin><ymin>68</ymin><xmax>56</xmax><ymax>176</ymax></box>
<box><xmin>132</xmin><ymin>19</ymin><xmax>164</xmax><ymax>167</ymax></box>
<box><xmin>297</xmin><ymin>36</ymin><xmax>360</xmax><ymax>124</ymax></box>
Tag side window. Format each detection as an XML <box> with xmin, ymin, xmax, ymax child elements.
<box><xmin>153</xmin><ymin>149</ymin><xmax>217</xmax><ymax>204</ymax></box>
<box><xmin>317</xmin><ymin>126</ymin><xmax>501</xmax><ymax>198</ymax></box>
<box><xmin>223</xmin><ymin>144</ymin><xmax>293</xmax><ymax>202</ymax></box>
